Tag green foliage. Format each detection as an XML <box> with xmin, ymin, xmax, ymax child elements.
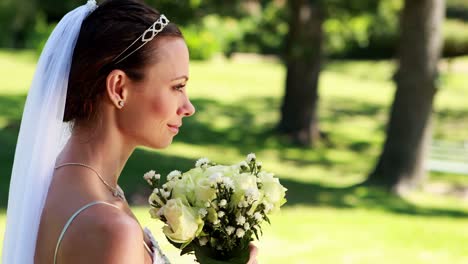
<box><xmin>324</xmin><ymin>0</ymin><xmax>402</xmax><ymax>58</ymax></box>
<box><xmin>1</xmin><ymin>50</ymin><xmax>468</xmax><ymax>263</ymax></box>
<box><xmin>443</xmin><ymin>19</ymin><xmax>468</xmax><ymax>57</ymax></box>
<box><xmin>182</xmin><ymin>15</ymin><xmax>247</xmax><ymax>60</ymax></box>
<box><xmin>24</xmin><ymin>12</ymin><xmax>56</xmax><ymax>55</ymax></box>
<box><xmin>0</xmin><ymin>1</ymin><xmax>16</xmax><ymax>47</ymax></box>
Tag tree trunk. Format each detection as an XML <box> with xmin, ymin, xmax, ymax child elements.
<box><xmin>366</xmin><ymin>0</ymin><xmax>445</xmax><ymax>193</ymax></box>
<box><xmin>278</xmin><ymin>0</ymin><xmax>323</xmax><ymax>146</ymax></box>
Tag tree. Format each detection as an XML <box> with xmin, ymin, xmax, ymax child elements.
<box><xmin>278</xmin><ymin>0</ymin><xmax>324</xmax><ymax>146</ymax></box>
<box><xmin>366</xmin><ymin>0</ymin><xmax>446</xmax><ymax>192</ymax></box>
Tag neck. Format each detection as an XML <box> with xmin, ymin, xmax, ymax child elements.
<box><xmin>57</xmin><ymin>121</ymin><xmax>136</xmax><ymax>187</ymax></box>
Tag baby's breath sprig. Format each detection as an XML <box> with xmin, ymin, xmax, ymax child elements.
<box><xmin>143</xmin><ymin>170</ymin><xmax>161</xmax><ymax>188</ymax></box>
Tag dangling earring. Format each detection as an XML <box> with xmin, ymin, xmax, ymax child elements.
<box><xmin>118</xmin><ymin>100</ymin><xmax>125</xmax><ymax>108</ymax></box>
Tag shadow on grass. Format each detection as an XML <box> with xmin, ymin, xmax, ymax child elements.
<box><xmin>282</xmin><ymin>178</ymin><xmax>468</xmax><ymax>218</ymax></box>
<box><xmin>1</xmin><ymin>94</ymin><xmax>468</xmax><ymax>219</ymax></box>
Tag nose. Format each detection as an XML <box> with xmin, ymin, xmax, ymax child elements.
<box><xmin>179</xmin><ymin>97</ymin><xmax>195</xmax><ymax>117</ymax></box>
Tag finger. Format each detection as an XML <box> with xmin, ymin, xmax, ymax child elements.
<box><xmin>247</xmin><ymin>243</ymin><xmax>258</xmax><ymax>264</ymax></box>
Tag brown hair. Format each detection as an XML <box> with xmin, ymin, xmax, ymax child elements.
<box><xmin>64</xmin><ymin>0</ymin><xmax>183</xmax><ymax>122</ymax></box>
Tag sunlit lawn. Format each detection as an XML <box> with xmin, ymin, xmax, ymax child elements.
<box><xmin>1</xmin><ymin>50</ymin><xmax>468</xmax><ymax>263</ymax></box>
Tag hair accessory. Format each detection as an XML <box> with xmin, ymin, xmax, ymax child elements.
<box><xmin>113</xmin><ymin>14</ymin><xmax>169</xmax><ymax>64</ymax></box>
<box><xmin>86</xmin><ymin>0</ymin><xmax>98</xmax><ymax>12</ymax></box>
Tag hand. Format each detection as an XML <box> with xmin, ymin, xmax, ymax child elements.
<box><xmin>246</xmin><ymin>243</ymin><xmax>258</xmax><ymax>264</ymax></box>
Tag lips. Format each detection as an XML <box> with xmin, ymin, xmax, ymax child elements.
<box><xmin>167</xmin><ymin>124</ymin><xmax>181</xmax><ymax>134</ymax></box>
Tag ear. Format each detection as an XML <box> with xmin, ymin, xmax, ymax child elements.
<box><xmin>106</xmin><ymin>69</ymin><xmax>129</xmax><ymax>109</ymax></box>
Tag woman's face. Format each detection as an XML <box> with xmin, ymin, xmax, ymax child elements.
<box><xmin>118</xmin><ymin>37</ymin><xmax>195</xmax><ymax>149</ymax></box>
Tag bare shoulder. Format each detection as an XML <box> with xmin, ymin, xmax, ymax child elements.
<box><xmin>59</xmin><ymin>203</ymin><xmax>145</xmax><ymax>264</ymax></box>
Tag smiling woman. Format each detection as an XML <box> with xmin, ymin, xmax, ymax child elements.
<box><xmin>1</xmin><ymin>0</ymin><xmax>201</xmax><ymax>263</ymax></box>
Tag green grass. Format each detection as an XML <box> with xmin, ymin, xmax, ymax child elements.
<box><xmin>1</xmin><ymin>50</ymin><xmax>468</xmax><ymax>263</ymax></box>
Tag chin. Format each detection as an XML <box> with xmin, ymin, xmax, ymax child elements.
<box><xmin>146</xmin><ymin>138</ymin><xmax>173</xmax><ymax>149</ymax></box>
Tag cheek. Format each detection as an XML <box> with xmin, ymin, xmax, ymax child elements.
<box><xmin>148</xmin><ymin>93</ymin><xmax>175</xmax><ymax>123</ymax></box>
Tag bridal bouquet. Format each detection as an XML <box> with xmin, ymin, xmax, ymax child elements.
<box><xmin>143</xmin><ymin>153</ymin><xmax>287</xmax><ymax>263</ymax></box>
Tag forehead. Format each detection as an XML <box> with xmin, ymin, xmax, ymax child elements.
<box><xmin>147</xmin><ymin>37</ymin><xmax>189</xmax><ymax>81</ymax></box>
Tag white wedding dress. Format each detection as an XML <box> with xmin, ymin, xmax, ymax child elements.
<box><xmin>53</xmin><ymin>201</ymin><xmax>170</xmax><ymax>264</ymax></box>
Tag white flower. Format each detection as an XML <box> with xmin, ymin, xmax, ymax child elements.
<box><xmin>239</xmin><ymin>161</ymin><xmax>249</xmax><ymax>169</ymax></box>
<box><xmin>162</xmin><ymin>183</ymin><xmax>168</xmax><ymax>189</ymax></box>
<box><xmin>144</xmin><ymin>170</ymin><xmax>156</xmax><ymax>180</ymax></box>
<box><xmin>162</xmin><ymin>198</ymin><xmax>204</xmax><ymax>244</ymax></box>
<box><xmin>199</xmin><ymin>237</ymin><xmax>208</xmax><ymax>246</ymax></box>
<box><xmin>236</xmin><ymin>215</ymin><xmax>246</xmax><ymax>225</ymax></box>
<box><xmin>152</xmin><ymin>188</ymin><xmax>159</xmax><ymax>194</ymax></box>
<box><xmin>246</xmin><ymin>187</ymin><xmax>260</xmax><ymax>201</ymax></box>
<box><xmin>263</xmin><ymin>202</ymin><xmax>274</xmax><ymax>213</ymax></box>
<box><xmin>162</xmin><ymin>191</ymin><xmax>171</xmax><ymax>199</ymax></box>
<box><xmin>195</xmin><ymin>158</ymin><xmax>210</xmax><ymax>168</ymax></box>
<box><xmin>219</xmin><ymin>199</ymin><xmax>227</xmax><ymax>207</ymax></box>
<box><xmin>208</xmin><ymin>172</ymin><xmax>223</xmax><ymax>184</ymax></box>
<box><xmin>205</xmin><ymin>202</ymin><xmax>211</xmax><ymax>207</ymax></box>
<box><xmin>199</xmin><ymin>208</ymin><xmax>208</xmax><ymax>217</ymax></box>
<box><xmin>222</xmin><ymin>177</ymin><xmax>235</xmax><ymax>190</ymax></box>
<box><xmin>148</xmin><ymin>192</ymin><xmax>165</xmax><ymax>206</ymax></box>
<box><xmin>243</xmin><ymin>222</ymin><xmax>250</xmax><ymax>230</ymax></box>
<box><xmin>254</xmin><ymin>212</ymin><xmax>263</xmax><ymax>221</ymax></box>
<box><xmin>236</xmin><ymin>228</ymin><xmax>245</xmax><ymax>238</ymax></box>
<box><xmin>216</xmin><ymin>245</ymin><xmax>222</xmax><ymax>250</ymax></box>
<box><xmin>246</xmin><ymin>153</ymin><xmax>256</xmax><ymax>163</ymax></box>
<box><xmin>226</xmin><ymin>226</ymin><xmax>235</xmax><ymax>235</ymax></box>
<box><xmin>167</xmin><ymin>170</ymin><xmax>182</xmax><ymax>181</ymax></box>
<box><xmin>213</xmin><ymin>219</ymin><xmax>221</xmax><ymax>225</ymax></box>
<box><xmin>218</xmin><ymin>211</ymin><xmax>225</xmax><ymax>218</ymax></box>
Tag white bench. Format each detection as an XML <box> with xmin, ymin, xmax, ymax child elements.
<box><xmin>427</xmin><ymin>140</ymin><xmax>468</xmax><ymax>174</ymax></box>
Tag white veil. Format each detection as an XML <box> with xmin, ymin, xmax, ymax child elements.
<box><xmin>2</xmin><ymin>1</ymin><xmax>97</xmax><ymax>263</ymax></box>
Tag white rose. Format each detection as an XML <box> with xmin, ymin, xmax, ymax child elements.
<box><xmin>230</xmin><ymin>172</ymin><xmax>258</xmax><ymax>207</ymax></box>
<box><xmin>162</xmin><ymin>198</ymin><xmax>204</xmax><ymax>244</ymax></box>
<box><xmin>193</xmin><ymin>178</ymin><xmax>217</xmax><ymax>207</ymax></box>
<box><xmin>258</xmin><ymin>171</ymin><xmax>287</xmax><ymax>213</ymax></box>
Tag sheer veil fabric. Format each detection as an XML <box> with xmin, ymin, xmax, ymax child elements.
<box><xmin>2</xmin><ymin>1</ymin><xmax>97</xmax><ymax>263</ymax></box>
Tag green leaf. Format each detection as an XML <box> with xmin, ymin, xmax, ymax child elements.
<box><xmin>193</xmin><ymin>244</ymin><xmax>250</xmax><ymax>264</ymax></box>
<box><xmin>181</xmin><ymin>243</ymin><xmax>195</xmax><ymax>256</ymax></box>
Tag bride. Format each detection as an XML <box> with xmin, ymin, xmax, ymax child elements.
<box><xmin>2</xmin><ymin>0</ymin><xmax>258</xmax><ymax>263</ymax></box>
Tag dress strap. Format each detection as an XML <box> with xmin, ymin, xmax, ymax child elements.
<box><xmin>53</xmin><ymin>201</ymin><xmax>119</xmax><ymax>264</ymax></box>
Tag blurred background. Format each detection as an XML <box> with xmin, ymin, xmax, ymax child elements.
<box><xmin>1</xmin><ymin>0</ymin><xmax>468</xmax><ymax>263</ymax></box>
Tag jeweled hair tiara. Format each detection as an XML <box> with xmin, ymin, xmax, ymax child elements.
<box><xmin>112</xmin><ymin>14</ymin><xmax>169</xmax><ymax>64</ymax></box>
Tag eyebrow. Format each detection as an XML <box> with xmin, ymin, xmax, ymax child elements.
<box><xmin>171</xmin><ymin>75</ymin><xmax>189</xmax><ymax>82</ymax></box>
